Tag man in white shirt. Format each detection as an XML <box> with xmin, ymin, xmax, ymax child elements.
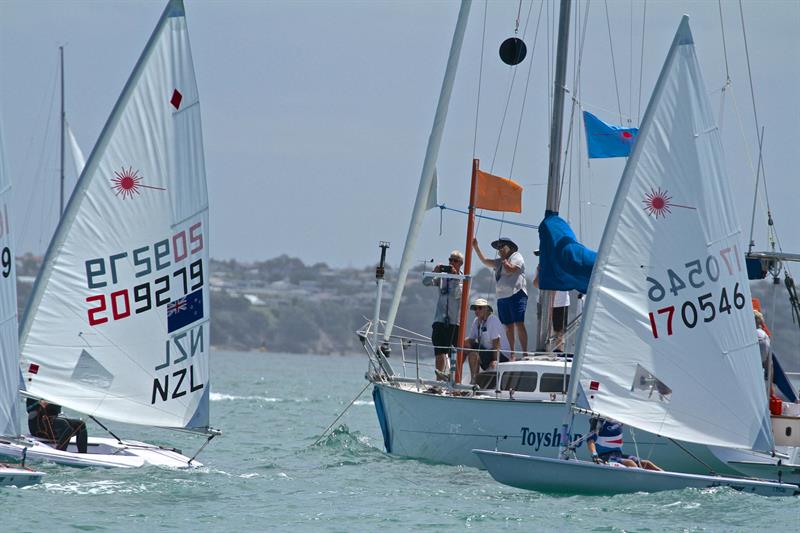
<box><xmin>464</xmin><ymin>298</ymin><xmax>511</xmax><ymax>384</ymax></box>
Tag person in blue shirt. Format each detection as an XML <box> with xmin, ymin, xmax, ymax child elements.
<box><xmin>586</xmin><ymin>417</ymin><xmax>662</xmax><ymax>470</ymax></box>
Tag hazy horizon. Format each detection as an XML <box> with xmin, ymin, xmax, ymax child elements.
<box><xmin>2</xmin><ymin>1</ymin><xmax>799</xmax><ymax>271</ymax></box>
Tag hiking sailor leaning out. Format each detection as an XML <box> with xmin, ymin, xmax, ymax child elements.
<box><xmin>586</xmin><ymin>417</ymin><xmax>661</xmax><ymax>471</ymax></box>
<box><xmin>423</xmin><ymin>250</ymin><xmax>463</xmax><ymax>380</ymax></box>
<box><xmin>472</xmin><ymin>236</ymin><xmax>528</xmax><ymax>356</ymax></box>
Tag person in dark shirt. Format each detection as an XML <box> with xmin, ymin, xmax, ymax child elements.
<box><xmin>27</xmin><ymin>398</ymin><xmax>88</xmax><ymax>453</ymax></box>
<box><xmin>586</xmin><ymin>417</ymin><xmax>661</xmax><ymax>470</ymax></box>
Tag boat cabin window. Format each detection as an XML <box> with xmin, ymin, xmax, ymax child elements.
<box><xmin>540</xmin><ymin>373</ymin><xmax>569</xmax><ymax>393</ymax></box>
<box><xmin>500</xmin><ymin>371</ymin><xmax>538</xmax><ymax>392</ymax></box>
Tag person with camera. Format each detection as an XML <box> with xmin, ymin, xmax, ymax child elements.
<box><xmin>423</xmin><ymin>250</ymin><xmax>464</xmax><ymax>380</ymax></box>
<box><xmin>472</xmin><ymin>236</ymin><xmax>528</xmax><ymax>356</ymax></box>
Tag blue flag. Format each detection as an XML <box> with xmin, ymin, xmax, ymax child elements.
<box><xmin>583</xmin><ymin>111</ymin><xmax>638</xmax><ymax>158</ymax></box>
<box><xmin>167</xmin><ymin>288</ymin><xmax>204</xmax><ymax>333</ymax></box>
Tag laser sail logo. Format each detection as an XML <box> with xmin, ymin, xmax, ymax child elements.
<box><xmin>111</xmin><ymin>167</ymin><xmax>166</xmax><ymax>199</ymax></box>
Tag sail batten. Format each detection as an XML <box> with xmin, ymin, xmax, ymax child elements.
<box><xmin>19</xmin><ymin>0</ymin><xmax>210</xmax><ymax>430</ymax></box>
<box><xmin>570</xmin><ymin>16</ymin><xmax>772</xmax><ymax>453</ymax></box>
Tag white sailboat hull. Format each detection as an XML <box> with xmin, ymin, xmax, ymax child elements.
<box><xmin>474</xmin><ymin>450</ymin><xmax>800</xmax><ymax>497</ymax></box>
<box><xmin>372</xmin><ymin>381</ymin><xmax>800</xmax><ymax>482</ymax></box>
<box><xmin>0</xmin><ymin>466</ymin><xmax>44</xmax><ymax>487</ymax></box>
<box><xmin>0</xmin><ymin>436</ymin><xmax>200</xmax><ymax>469</ymax></box>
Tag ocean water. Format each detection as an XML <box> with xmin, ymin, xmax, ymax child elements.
<box><xmin>3</xmin><ymin>351</ymin><xmax>798</xmax><ymax>532</ymax></box>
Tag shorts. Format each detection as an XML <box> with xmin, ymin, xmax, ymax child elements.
<box><xmin>431</xmin><ymin>322</ymin><xmax>459</xmax><ymax>356</ymax></box>
<box><xmin>599</xmin><ymin>451</ymin><xmax>639</xmax><ymax>464</ymax></box>
<box><xmin>468</xmin><ymin>340</ymin><xmax>510</xmax><ymax>370</ymax></box>
<box><xmin>497</xmin><ymin>290</ymin><xmax>527</xmax><ymax>325</ymax></box>
<box><xmin>552</xmin><ymin>305</ymin><xmax>568</xmax><ymax>333</ymax></box>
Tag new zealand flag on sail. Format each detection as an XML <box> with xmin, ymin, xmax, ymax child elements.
<box><xmin>167</xmin><ymin>288</ymin><xmax>204</xmax><ymax>333</ymax></box>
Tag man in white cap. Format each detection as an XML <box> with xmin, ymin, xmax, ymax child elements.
<box><xmin>464</xmin><ymin>298</ymin><xmax>511</xmax><ymax>384</ymax></box>
<box><xmin>472</xmin><ymin>236</ymin><xmax>528</xmax><ymax>356</ymax></box>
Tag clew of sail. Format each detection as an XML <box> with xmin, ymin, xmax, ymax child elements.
<box><xmin>571</xmin><ymin>16</ymin><xmax>772</xmax><ymax>453</ymax></box>
<box><xmin>19</xmin><ymin>0</ymin><xmax>210</xmax><ymax>431</ymax></box>
<box><xmin>0</xmin><ymin>120</ymin><xmax>22</xmax><ymax>438</ymax></box>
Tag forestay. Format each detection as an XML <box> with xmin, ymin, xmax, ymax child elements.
<box><xmin>19</xmin><ymin>0</ymin><xmax>210</xmax><ymax>431</ymax></box>
<box><xmin>0</xmin><ymin>122</ymin><xmax>22</xmax><ymax>437</ymax></box>
<box><xmin>571</xmin><ymin>17</ymin><xmax>772</xmax><ymax>452</ymax></box>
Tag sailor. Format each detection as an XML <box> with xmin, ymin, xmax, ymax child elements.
<box><xmin>423</xmin><ymin>250</ymin><xmax>464</xmax><ymax>380</ymax></box>
<box><xmin>464</xmin><ymin>298</ymin><xmax>512</xmax><ymax>384</ymax></box>
<box><xmin>27</xmin><ymin>398</ymin><xmax>89</xmax><ymax>453</ymax></box>
<box><xmin>472</xmin><ymin>236</ymin><xmax>528</xmax><ymax>356</ymax></box>
<box><xmin>586</xmin><ymin>417</ymin><xmax>661</xmax><ymax>470</ymax></box>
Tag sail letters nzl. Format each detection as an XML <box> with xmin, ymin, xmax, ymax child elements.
<box><xmin>152</xmin><ymin>324</ymin><xmax>205</xmax><ymax>404</ymax></box>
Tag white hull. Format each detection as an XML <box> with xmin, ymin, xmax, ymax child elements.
<box><xmin>474</xmin><ymin>450</ymin><xmax>800</xmax><ymax>497</ymax></box>
<box><xmin>0</xmin><ymin>466</ymin><xmax>44</xmax><ymax>487</ymax></box>
<box><xmin>0</xmin><ymin>436</ymin><xmax>201</xmax><ymax>469</ymax></box>
<box><xmin>372</xmin><ymin>381</ymin><xmax>800</xmax><ymax>483</ymax></box>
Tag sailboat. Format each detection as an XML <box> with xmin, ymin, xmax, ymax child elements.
<box><xmin>0</xmin><ymin>118</ymin><xmax>45</xmax><ymax>486</ymax></box>
<box><xmin>360</xmin><ymin>0</ymin><xmax>800</xmax><ymax>483</ymax></box>
<box><xmin>473</xmin><ymin>15</ymin><xmax>799</xmax><ymax>497</ymax></box>
<box><xmin>0</xmin><ymin>0</ymin><xmax>218</xmax><ymax>469</ymax></box>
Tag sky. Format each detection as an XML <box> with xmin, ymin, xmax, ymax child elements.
<box><xmin>1</xmin><ymin>0</ymin><xmax>799</xmax><ymax>270</ymax></box>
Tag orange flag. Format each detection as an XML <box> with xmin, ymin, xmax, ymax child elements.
<box><xmin>475</xmin><ymin>169</ymin><xmax>522</xmax><ymax>213</ymax></box>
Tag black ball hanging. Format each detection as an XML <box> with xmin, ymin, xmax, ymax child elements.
<box><xmin>499</xmin><ymin>37</ymin><xmax>527</xmax><ymax>66</ymax></box>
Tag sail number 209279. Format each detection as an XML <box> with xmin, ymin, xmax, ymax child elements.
<box><xmin>645</xmin><ymin>246</ymin><xmax>745</xmax><ymax>338</ymax></box>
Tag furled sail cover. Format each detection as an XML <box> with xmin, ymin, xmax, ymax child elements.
<box><xmin>0</xmin><ymin>122</ymin><xmax>22</xmax><ymax>437</ymax></box>
<box><xmin>19</xmin><ymin>0</ymin><xmax>210</xmax><ymax>430</ymax></box>
<box><xmin>573</xmin><ymin>17</ymin><xmax>773</xmax><ymax>452</ymax></box>
<box><xmin>538</xmin><ymin>211</ymin><xmax>596</xmax><ymax>294</ymax></box>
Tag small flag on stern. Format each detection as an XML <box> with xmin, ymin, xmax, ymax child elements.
<box><xmin>475</xmin><ymin>170</ymin><xmax>522</xmax><ymax>213</ymax></box>
<box><xmin>167</xmin><ymin>289</ymin><xmax>204</xmax><ymax>333</ymax></box>
<box><xmin>583</xmin><ymin>111</ymin><xmax>638</xmax><ymax>158</ymax></box>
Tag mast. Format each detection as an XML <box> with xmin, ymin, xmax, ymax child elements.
<box><xmin>382</xmin><ymin>0</ymin><xmax>472</xmax><ymax>345</ymax></box>
<box><xmin>454</xmin><ymin>159</ymin><xmax>479</xmax><ymax>383</ymax></box>
<box><xmin>536</xmin><ymin>0</ymin><xmax>572</xmax><ymax>352</ymax></box>
<box><xmin>59</xmin><ymin>46</ymin><xmax>65</xmax><ymax>216</ymax></box>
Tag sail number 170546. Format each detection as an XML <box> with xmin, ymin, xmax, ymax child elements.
<box><xmin>644</xmin><ymin>246</ymin><xmax>746</xmax><ymax>338</ymax></box>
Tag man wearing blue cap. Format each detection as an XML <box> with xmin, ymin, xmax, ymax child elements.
<box><xmin>472</xmin><ymin>236</ymin><xmax>527</xmax><ymax>356</ymax></box>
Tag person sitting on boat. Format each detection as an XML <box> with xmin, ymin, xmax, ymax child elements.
<box><xmin>464</xmin><ymin>298</ymin><xmax>512</xmax><ymax>384</ymax></box>
<box><xmin>586</xmin><ymin>417</ymin><xmax>661</xmax><ymax>471</ymax></box>
<box><xmin>423</xmin><ymin>250</ymin><xmax>464</xmax><ymax>380</ymax></box>
<box><xmin>753</xmin><ymin>309</ymin><xmax>772</xmax><ymax>388</ymax></box>
<box><xmin>472</xmin><ymin>236</ymin><xmax>528</xmax><ymax>356</ymax></box>
<box><xmin>27</xmin><ymin>398</ymin><xmax>88</xmax><ymax>453</ymax></box>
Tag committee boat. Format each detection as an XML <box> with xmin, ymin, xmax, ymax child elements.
<box><xmin>359</xmin><ymin>0</ymin><xmax>800</xmax><ymax>484</ymax></box>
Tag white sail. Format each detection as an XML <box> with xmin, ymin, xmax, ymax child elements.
<box><xmin>0</xmin><ymin>120</ymin><xmax>22</xmax><ymax>437</ymax></box>
<box><xmin>19</xmin><ymin>0</ymin><xmax>210</xmax><ymax>431</ymax></box>
<box><xmin>66</xmin><ymin>119</ymin><xmax>86</xmax><ymax>176</ymax></box>
<box><xmin>572</xmin><ymin>16</ymin><xmax>772</xmax><ymax>452</ymax></box>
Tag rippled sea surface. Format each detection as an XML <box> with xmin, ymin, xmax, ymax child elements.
<box><xmin>3</xmin><ymin>351</ymin><xmax>798</xmax><ymax>532</ymax></box>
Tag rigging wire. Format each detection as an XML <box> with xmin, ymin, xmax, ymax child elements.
<box><xmin>509</xmin><ymin>0</ymin><xmax>545</xmax><ymax>178</ymax></box>
<box><xmin>717</xmin><ymin>0</ymin><xmax>731</xmax><ymax>82</ymax></box>
<box><xmin>636</xmin><ymin>0</ymin><xmax>646</xmax><ymax>124</ymax></box>
<box><xmin>490</xmin><ymin>0</ymin><xmax>537</xmax><ymax>174</ymax></box>
<box><xmin>18</xmin><ymin>59</ymin><xmax>60</xmax><ymax>255</ymax></box>
<box><xmin>558</xmin><ymin>0</ymin><xmax>591</xmax><ymax>209</ymax></box>
<box><xmin>602</xmin><ymin>0</ymin><xmax>623</xmax><ymax>124</ymax></box>
<box><xmin>472</xmin><ymin>0</ymin><xmax>489</xmax><ymax>160</ymax></box>
<box><xmin>628</xmin><ymin>0</ymin><xmax>633</xmax><ymax>124</ymax></box>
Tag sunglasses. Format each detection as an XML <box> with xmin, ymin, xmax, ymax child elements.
<box><xmin>449</xmin><ymin>258</ymin><xmax>462</xmax><ymax>264</ymax></box>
